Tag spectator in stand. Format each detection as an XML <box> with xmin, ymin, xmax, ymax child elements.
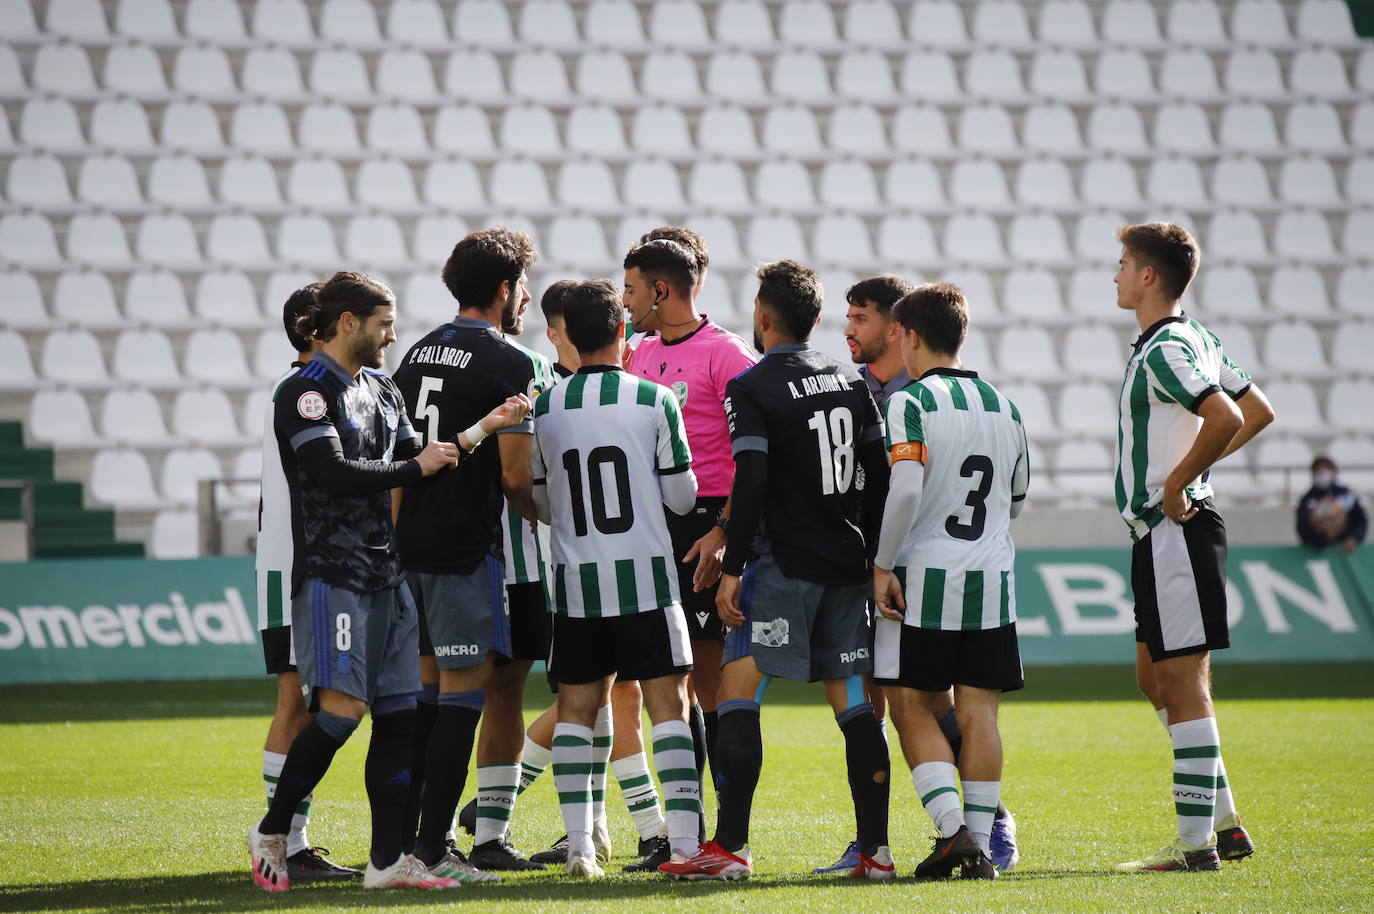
<box><xmin>1296</xmin><ymin>457</ymin><xmax>1366</xmax><ymax>553</ymax></box>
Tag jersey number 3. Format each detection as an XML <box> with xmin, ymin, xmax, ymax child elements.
<box><xmin>807</xmin><ymin>408</ymin><xmax>855</xmax><ymax>495</ymax></box>
<box><xmin>946</xmin><ymin>455</ymin><xmax>994</xmax><ymax>541</ymax></box>
<box><xmin>562</xmin><ymin>446</ymin><xmax>634</xmax><ymax>537</ymax></box>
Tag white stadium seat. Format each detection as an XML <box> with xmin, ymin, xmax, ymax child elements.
<box><xmin>706</xmin><ymin>52</ymin><xmax>768</xmax><ymax>102</ymax></box>
<box><xmin>116</xmin><ymin>0</ymin><xmax>177</xmax><ymax>37</ymax></box>
<box><xmin>90</xmin><ymin>448</ymin><xmax>166</xmax><ymax>509</ymax></box>
<box><xmin>219</xmin><ymin>155</ymin><xmax>282</xmax><ymax>207</ymax></box>
<box><xmin>1081</xmin><ymin>156</ymin><xmax>1142</xmax><ymax>208</ymax></box>
<box><xmin>1062</xmin><ymin>324</ymin><xmax>1126</xmax><ymax>381</ymax></box>
<box><xmin>1208</xmin><ymin>322</ymin><xmax>1262</xmax><ymax>376</ymax></box>
<box><xmin>376</xmin><ymin>48</ymin><xmax>438</xmax><ymax>99</ymax></box>
<box><xmin>576</xmin><ymin>51</ymin><xmax>637</xmax><ymax>103</ymax></box>
<box><xmin>7</xmin><ymin>153</ymin><xmax>71</xmax><ymax>206</ymax></box>
<box><xmin>184</xmin><ymin>328</ymin><xmax>252</xmax><ymax>384</ymax></box>
<box><xmin>126</xmin><ymin>269</ymin><xmax>194</xmax><ymax>328</ymax></box>
<box><xmin>1145</xmin><ymin>157</ymin><xmax>1208</xmax><ymax>208</ymax></box>
<box><xmin>836</xmin><ymin>52</ymin><xmax>898</xmax><ymax>102</ymax></box>
<box><xmin>287</xmin><ymin>157</ymin><xmax>351</xmax><ymax>208</ymax></box>
<box><xmin>20</xmin><ymin>96</ymin><xmax>85</xmax><ymax>149</ymax></box>
<box><xmin>1207</xmin><ymin>210</ymin><xmax>1268</xmax><ymax>262</ymax></box>
<box><xmin>252</xmin><ymin>0</ymin><xmax>314</xmax><ymax>41</ymax></box>
<box><xmin>1002</xmin><ymin>267</ymin><xmax>1066</xmax><ymax>323</ymax></box>
<box><xmin>1274</xmin><ymin>210</ymin><xmax>1337</xmax><ymax>262</ymax></box>
<box><xmin>100</xmin><ymin>388</ymin><xmax>171</xmax><ymax>444</ymax></box>
<box><xmin>893</xmin><ymin>105</ymin><xmax>955</xmax><ymax>155</ymax></box>
<box><xmin>747</xmin><ymin>214</ymin><xmax>809</xmax><ymax>263</ymax></box>
<box><xmin>500</xmin><ymin>104</ymin><xmax>561</xmax><ymax>153</ymax></box>
<box><xmin>77</xmin><ymin>153</ymin><xmax>142</xmax><ymax>207</ymax></box>
<box><xmin>548</xmin><ymin>214</ymin><xmax>610</xmax><ymax>267</ymax></box>
<box><xmin>1292</xmin><ymin>47</ymin><xmax>1351</xmax><ymax>96</ymax></box>
<box><xmin>1160</xmin><ymin>48</ymin><xmax>1220</xmax><ymax>98</ymax></box>
<box><xmin>161</xmin><ymin>448</ymin><xmax>224</xmax><ymax>505</ymax></box>
<box><xmin>876</xmin><ymin>214</ymin><xmax>939</xmax><ymax>266</ymax></box>
<box><xmin>780</xmin><ymin>0</ymin><xmax>838</xmax><ymax>46</ymax></box>
<box><xmin>844</xmin><ymin>0</ymin><xmax>904</xmax><ymax>46</ymax></box>
<box><xmin>1212</xmin><ymin>156</ymin><xmax>1272</xmax><ymax>206</ymax></box>
<box><xmin>1055</xmin><ymin>439</ymin><xmax>1116</xmax><ymax>499</ymax></box>
<box><xmin>1218</xmin><ymin>102</ymin><xmax>1281</xmax><ymax>153</ymax></box>
<box><xmin>585</xmin><ymin>0</ymin><xmax>645</xmax><ymax>46</ymax></box>
<box><xmin>1039</xmin><ymin>0</ymin><xmax>1096</xmax><ymax>44</ymax></box>
<box><xmin>48</xmin><ymin>0</ymin><xmax>108</xmax><ymax>35</ymax></box>
<box><xmin>1086</xmin><ymin>103</ymin><xmax>1148</xmax><ymax>153</ymax></box>
<box><xmin>53</xmin><ymin>270</ymin><xmax>121</xmax><ymax>328</ymax></box>
<box><xmin>1255</xmin><ymin>437</ymin><xmax>1315</xmax><ymax>498</ymax></box>
<box><xmin>442</xmin><ymin>50</ymin><xmax>505</xmax><ymax>100</ymax></box>
<box><xmin>1264</xmin><ymin>380</ymin><xmax>1325</xmax><ymax>434</ymax></box>
<box><xmin>1200</xmin><ymin>265</ymin><xmax>1265</xmax><ymax>319</ymax></box>
<box><xmin>1336</xmin><ymin>267</ymin><xmax>1374</xmax><ymax>317</ymax></box>
<box><xmin>112</xmin><ymin>329</ymin><xmax>181</xmax><ymax>387</ymax></box>
<box><xmin>423</xmin><ymin>158</ymin><xmax>485</xmax><ymax>210</ymax></box>
<box><xmin>828</xmin><ymin>104</ymin><xmax>887</xmax><ymax>154</ymax></box>
<box><xmin>884</xmin><ymin>158</ymin><xmax>945</xmax><ymax>209</ymax></box>
<box><xmin>366</xmin><ymin>103</ymin><xmax>428</xmax><ymax>154</ymax></box>
<box><xmin>1285</xmin><ymin>103</ymin><xmax>1346</xmax><ymax>154</ymax></box>
<box><xmin>1343</xmin><ymin>211</ymin><xmax>1374</xmax><ymax>259</ymax></box>
<box><xmin>1009</xmin><ymin>212</ymin><xmax>1071</xmax><ymax>264</ymax></box>
<box><xmin>520</xmin><ymin>0</ymin><xmax>580</xmax><ymax>46</ymax></box>
<box><xmin>1332</xmin><ymin>322</ymin><xmax>1374</xmax><ymax>376</ymax></box>
<box><xmin>91</xmin><ymin>98</ymin><xmax>155</xmax><ymax>149</ymax></box>
<box><xmin>241</xmin><ymin>45</ymin><xmax>305</xmax><ymax>98</ymax></box>
<box><xmin>756</xmin><ymin>159</ymin><xmax>815</xmax><ymax>212</ymax></box>
<box><xmin>1094</xmin><ymin>49</ymin><xmax>1154</xmax><ymax>99</ymax></box>
<box><xmin>716</xmin><ymin>0</ymin><xmax>775</xmax><ymax>47</ymax></box>
<box><xmin>276</xmin><ymin>213</ymin><xmax>341</xmax><ymax>267</ymax></box>
<box><xmin>402</xmin><ymin>272</ymin><xmax>460</xmax><ymax>325</ymax></box>
<box><xmin>150</xmin><ymin>511</ymin><xmax>200</xmax><ymax>559</ymax></box>
<box><xmin>1073</xmin><ymin>210</ymin><xmax>1128</xmax><ymax>262</ymax></box>
<box><xmin>910</xmin><ymin>0</ymin><xmax>969</xmax><ymax>46</ymax></box>
<box><xmin>67</xmin><ymin>211</ymin><xmax>132</xmax><ymax>267</ymax></box>
<box><xmin>762</xmin><ymin>105</ymin><xmax>823</xmax><ymax>154</ymax></box>
<box><xmin>1154</xmin><ymin>103</ymin><xmax>1215</xmax><ymax>154</ymax></box>
<box><xmin>206</xmin><ymin>213</ymin><xmax>272</xmax><ymax>266</ymax></box>
<box><xmin>230</xmin><ymin>102</ymin><xmax>294</xmax><ymax>154</ymax></box>
<box><xmin>1278</xmin><ymin>156</ymin><xmax>1339</xmax><ymax>205</ymax></box>
<box><xmin>388</xmin><ymin>0</ymin><xmax>448</xmax><ymax>44</ymax></box>
<box><xmin>566</xmin><ymin>104</ymin><xmax>628</xmax><ymax>154</ymax></box>
<box><xmin>944</xmin><ymin>269</ymin><xmax>998</xmax><ymax>319</ymax></box>
<box><xmin>308</xmin><ymin>48</ymin><xmax>372</xmax><ymax>99</ymax></box>
<box><xmin>103</xmin><ymin>41</ymin><xmax>167</xmax><ymax>94</ymax></box>
<box><xmin>1101</xmin><ymin>0</ymin><xmax>1162</xmax><ymax>46</ymax></box>
<box><xmin>1167</xmin><ymin>0</ymin><xmax>1227</xmax><ymax>45</ymax></box>
<box><xmin>1328</xmin><ymin>381</ymin><xmax>1374</xmax><ymax>433</ymax></box>
<box><xmin>433</xmin><ymin>105</ymin><xmax>495</xmax><ymax>154</ymax></box>
<box><xmin>624</xmin><ymin>159</ymin><xmax>685</xmax><ymax>210</ymax></box>
<box><xmin>950</xmin><ymin>159</ymin><xmax>1010</xmax><ymax>208</ymax></box>
<box><xmin>1296</xmin><ymin>0</ymin><xmax>1358</xmax><ymax>44</ymax></box>
<box><xmin>819</xmin><ymin>159</ymin><xmax>880</xmax><ymax>211</ymax></box>
<box><xmin>957</xmin><ymin>104</ymin><xmax>1017</xmax><ymax>153</ymax></box>
<box><xmin>136</xmin><ymin>213</ymin><xmax>202</xmax><ymax>267</ymax></box>
<box><xmin>1223</xmin><ymin>48</ymin><xmax>1285</xmax><ymax>99</ymax></box>
<box><xmin>1023</xmin><ymin>104</ymin><xmax>1084</xmax><ymax>153</ymax></box>
<box><xmin>1268</xmin><ymin>266</ymin><xmax>1331</xmax><ymax>319</ymax></box>
<box><xmin>194</xmin><ymin>269</ymin><xmax>261</xmax><ymax>327</ymax></box>
<box><xmin>641</xmin><ymin>51</ymin><xmax>702</xmax><ymax>101</ymax></box>
<box><xmin>345</xmin><ymin>214</ymin><xmax>410</xmax><ymax>267</ymax></box>
<box><xmin>186</xmin><ymin>0</ymin><xmax>245</xmax><ymax>38</ymax></box>
<box><xmin>1015</xmin><ymin>158</ymin><xmax>1076</xmax><ymax>208</ymax></box>
<box><xmin>648</xmin><ymin>0</ymin><xmax>711</xmax><ymax>48</ymax></box>
<box><xmin>0</xmin><ymin>269</ymin><xmax>50</xmax><ymax>329</ymax></box>
<box><xmin>1058</xmin><ymin>384</ymin><xmax>1118</xmax><ymax>436</ymax></box>
<box><xmin>812</xmin><ymin>214</ymin><xmax>876</xmax><ymax>268</ymax></box>
<box><xmin>161</xmin><ymin>100</ymin><xmax>225</xmax><ymax>151</ymax></box>
<box><xmin>356</xmin><ymin>157</ymin><xmax>419</xmax><ymax>207</ymax></box>
<box><xmin>944</xmin><ymin>213</ymin><xmax>1005</xmax><ymax>266</ymax></box>
<box><xmin>1231</xmin><ymin>0</ymin><xmax>1290</xmax><ymax>44</ymax></box>
<box><xmin>29</xmin><ymin>389</ymin><xmax>97</xmax><ymax>444</ymax></box>
<box><xmin>973</xmin><ymin>0</ymin><xmax>1032</xmax><ymax>46</ymax></box>
<box><xmin>999</xmin><ymin>382</ymin><xmax>1056</xmax><ymax>437</ymax></box>
<box><xmin>172</xmin><ymin>44</ymin><xmax>237</xmax><ymax>96</ymax></box>
<box><xmin>966</xmin><ymin>49</ymin><xmax>1025</xmax><ymax>100</ymax></box>
<box><xmin>490</xmin><ymin>158</ymin><xmax>553</xmax><ymax>210</ymax></box>
<box><xmin>1261</xmin><ymin>321</ymin><xmax>1328</xmax><ymax>378</ymax></box>
<box><xmin>0</xmin><ymin>330</ymin><xmax>39</xmax><ymax>390</ymax></box>
<box><xmin>511</xmin><ymin>49</ymin><xmax>571</xmax><ymax>100</ymax></box>
<box><xmin>319</xmin><ymin>0</ymin><xmax>381</xmax><ymax>42</ymax></box>
<box><xmin>1346</xmin><ymin>157</ymin><xmax>1374</xmax><ymax>204</ymax></box>
<box><xmin>996</xmin><ymin>325</ymin><xmax>1061</xmax><ymax>380</ymax></box>
<box><xmin>772</xmin><ymin>50</ymin><xmax>832</xmax><ymax>101</ymax></box>
<box><xmin>454</xmin><ymin>0</ymin><xmax>512</xmax><ymax>42</ymax></box>
<box><xmin>1328</xmin><ymin>436</ymin><xmax>1374</xmax><ymax>494</ymax></box>
<box><xmin>1029</xmin><ymin>50</ymin><xmax>1090</xmax><ymax>101</ymax></box>
<box><xmin>172</xmin><ymin>388</ymin><xmax>242</xmax><ymax>445</ymax></box>
<box><xmin>899</xmin><ymin>51</ymin><xmax>961</xmax><ymax>101</ymax></box>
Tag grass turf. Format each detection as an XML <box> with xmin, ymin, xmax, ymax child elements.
<box><xmin>1</xmin><ymin>663</ymin><xmax>1372</xmax><ymax>913</ymax></box>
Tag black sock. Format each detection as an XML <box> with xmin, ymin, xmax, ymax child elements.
<box><xmin>938</xmin><ymin>707</ymin><xmax>963</xmax><ymax>762</ymax></box>
<box><xmin>401</xmin><ymin>691</ymin><xmax>439</xmax><ymax>853</ymax></box>
<box><xmin>367</xmin><ymin>706</ymin><xmax>417</xmax><ymax>870</ymax></box>
<box><xmin>711</xmin><ymin>702</ymin><xmax>761</xmax><ymax>853</ymax></box>
<box><xmin>260</xmin><ymin>713</ymin><xmax>356</xmax><ymax>837</ymax></box>
<box><xmin>839</xmin><ymin>710</ymin><xmax>890</xmax><ymax>856</ymax></box>
<box><xmin>689</xmin><ymin>703</ymin><xmax>709</xmax><ymax>842</ymax></box>
<box><xmin>413</xmin><ymin>703</ymin><xmax>481</xmax><ymax>866</ymax></box>
<box><xmin>703</xmin><ymin>709</ymin><xmax>719</xmax><ymax>776</ymax></box>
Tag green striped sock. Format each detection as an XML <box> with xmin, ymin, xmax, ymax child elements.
<box><xmin>553</xmin><ymin>723</ymin><xmax>595</xmax><ymax>859</ymax></box>
<box><xmin>912</xmin><ymin>761</ymin><xmax>963</xmax><ymax>838</ymax></box>
<box><xmin>474</xmin><ymin>763</ymin><xmax>520</xmax><ymax>845</ymax></box>
<box><xmin>1169</xmin><ymin>717</ymin><xmax>1220</xmax><ymax>846</ymax></box>
<box><xmin>592</xmin><ymin>705</ymin><xmax>613</xmax><ymax>825</ymax></box>
<box><xmin>517</xmin><ymin>735</ymin><xmax>552</xmax><ymax>795</ymax></box>
<box><xmin>612</xmin><ymin>752</ymin><xmax>665</xmax><ymax>840</ymax></box>
<box><xmin>651</xmin><ymin>720</ymin><xmax>701</xmax><ymax>856</ymax></box>
<box><xmin>962</xmin><ymin>780</ymin><xmax>1000</xmax><ymax>856</ymax></box>
<box><xmin>264</xmin><ymin>750</ymin><xmax>311</xmax><ymax>856</ymax></box>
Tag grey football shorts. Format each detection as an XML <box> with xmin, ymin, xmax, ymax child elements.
<box><xmin>723</xmin><ymin>551</ymin><xmax>873</xmax><ymax>682</ymax></box>
<box><xmin>408</xmin><ymin>555</ymin><xmax>512</xmax><ymax>670</ymax></box>
<box><xmin>291</xmin><ymin>577</ymin><xmax>420</xmax><ymax>707</ymax></box>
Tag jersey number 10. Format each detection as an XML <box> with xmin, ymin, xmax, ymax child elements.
<box><xmin>807</xmin><ymin>408</ymin><xmax>855</xmax><ymax>495</ymax></box>
<box><xmin>562</xmin><ymin>446</ymin><xmax>634</xmax><ymax>537</ymax></box>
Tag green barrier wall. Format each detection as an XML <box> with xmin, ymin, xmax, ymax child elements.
<box><xmin>1</xmin><ymin>547</ymin><xmax>1372</xmax><ymax>684</ymax></box>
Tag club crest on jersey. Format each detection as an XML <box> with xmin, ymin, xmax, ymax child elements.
<box><xmin>752</xmin><ymin>618</ymin><xmax>790</xmax><ymax>647</ymax></box>
<box><xmin>297</xmin><ymin>391</ymin><xmax>327</xmax><ymax>420</ymax></box>
<box><xmin>382</xmin><ymin>403</ymin><xmax>398</xmax><ymax>430</ymax></box>
<box><xmin>527</xmin><ymin>379</ymin><xmax>544</xmax><ymax>399</ymax></box>
<box><xmin>441</xmin><ymin>328</ymin><xmax>456</xmax><ymax>340</ymax></box>
<box><xmin>672</xmin><ymin>380</ymin><xmax>688</xmax><ymax>405</ymax></box>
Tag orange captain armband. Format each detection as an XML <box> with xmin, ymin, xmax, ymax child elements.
<box><xmin>889</xmin><ymin>441</ymin><xmax>927</xmax><ymax>465</ymax></box>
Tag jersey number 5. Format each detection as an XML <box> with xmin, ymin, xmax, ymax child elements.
<box><xmin>946</xmin><ymin>454</ymin><xmax>994</xmax><ymax>541</ymax></box>
<box><xmin>807</xmin><ymin>408</ymin><xmax>855</xmax><ymax>495</ymax></box>
<box><xmin>562</xmin><ymin>446</ymin><xmax>634</xmax><ymax>536</ymax></box>
<box><xmin>416</xmin><ymin>376</ymin><xmax>443</xmax><ymax>445</ymax></box>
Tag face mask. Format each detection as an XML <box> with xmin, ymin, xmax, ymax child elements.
<box><xmin>1314</xmin><ymin>470</ymin><xmax>1336</xmax><ymax>488</ymax></box>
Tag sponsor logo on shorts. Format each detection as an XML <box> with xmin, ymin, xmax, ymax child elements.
<box><xmin>695</xmin><ymin>611</ymin><xmax>711</xmax><ymax>628</ymax></box>
<box><xmin>752</xmin><ymin>618</ymin><xmax>789</xmax><ymax>648</ymax></box>
<box><xmin>434</xmin><ymin>643</ymin><xmax>481</xmax><ymax>658</ymax></box>
<box><xmin>839</xmin><ymin>648</ymin><xmax>870</xmax><ymax>663</ymax></box>
<box><xmin>297</xmin><ymin>392</ymin><xmax>327</xmax><ymax>420</ymax></box>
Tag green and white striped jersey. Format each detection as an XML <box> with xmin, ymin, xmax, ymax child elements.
<box><xmin>1115</xmin><ymin>316</ymin><xmax>1252</xmax><ymax>542</ymax></box>
<box><xmin>256</xmin><ymin>363</ymin><xmax>301</xmax><ymax>630</ymax></box>
<box><xmin>532</xmin><ymin>367</ymin><xmax>692</xmax><ymax>618</ymax></box>
<box><xmin>500</xmin><ymin>339</ymin><xmax>558</xmax><ymax>585</ymax></box>
<box><xmin>884</xmin><ymin>369</ymin><xmax>1029</xmax><ymax>631</ymax></box>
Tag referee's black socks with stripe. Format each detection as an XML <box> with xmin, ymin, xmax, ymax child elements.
<box><xmin>838</xmin><ymin>706</ymin><xmax>890</xmax><ymax>857</ymax></box>
<box><xmin>260</xmin><ymin>710</ymin><xmax>358</xmax><ymax>837</ymax></box>
<box><xmin>711</xmin><ymin>700</ymin><xmax>762</xmax><ymax>854</ymax></box>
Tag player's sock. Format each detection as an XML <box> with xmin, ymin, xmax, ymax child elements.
<box><xmin>962</xmin><ymin>780</ymin><xmax>1000</xmax><ymax>856</ymax></box>
<box><xmin>264</xmin><ymin>750</ymin><xmax>313</xmax><ymax>856</ymax></box>
<box><xmin>652</xmin><ymin>718</ymin><xmax>702</xmax><ymax>859</ymax></box>
<box><xmin>912</xmin><ymin>761</ymin><xmax>963</xmax><ymax>838</ymax></box>
<box><xmin>473</xmin><ymin>763</ymin><xmax>520</xmax><ymax>846</ymax></box>
<box><xmin>261</xmin><ymin>711</ymin><xmax>358</xmax><ymax>836</ymax></box>
<box><xmin>413</xmin><ymin>690</ymin><xmax>483</xmax><ymax>866</ymax></box>
<box><xmin>517</xmin><ymin>734</ymin><xmax>552</xmax><ymax>795</ymax></box>
<box><xmin>1157</xmin><ymin>706</ymin><xmax>1170</xmax><ymax>728</ymax></box>
<box><xmin>837</xmin><ymin>704</ymin><xmax>889</xmax><ymax>857</ymax></box>
<box><xmin>710</xmin><ymin>700</ymin><xmax>760</xmax><ymax>855</ymax></box>
<box><xmin>938</xmin><ymin>708</ymin><xmax>963</xmax><ymax>761</ymax></box>
<box><xmin>553</xmin><ymin>722</ymin><xmax>596</xmax><ymax>860</ymax></box>
<box><xmin>1213</xmin><ymin>756</ymin><xmax>1237</xmax><ymax>826</ymax></box>
<box><xmin>591</xmin><ymin>704</ymin><xmax>614</xmax><ymax>826</ymax></box>
<box><xmin>688</xmin><ymin>702</ymin><xmax>709</xmax><ymax>842</ymax></box>
<box><xmin>703</xmin><ymin>709</ymin><xmax>719</xmax><ymax>775</ymax></box>
<box><xmin>1170</xmin><ymin>717</ymin><xmax>1221</xmax><ymax>847</ymax></box>
<box><xmin>401</xmin><ymin>683</ymin><xmax>439</xmax><ymax>853</ymax></box>
<box><xmin>366</xmin><ymin>696</ymin><xmax>416</xmax><ymax>870</ymax></box>
<box><xmin>612</xmin><ymin>752</ymin><xmax>666</xmax><ymax>840</ymax></box>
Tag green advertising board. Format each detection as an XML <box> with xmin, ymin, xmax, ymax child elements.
<box><xmin>1</xmin><ymin>548</ymin><xmax>1372</xmax><ymax>684</ymax></box>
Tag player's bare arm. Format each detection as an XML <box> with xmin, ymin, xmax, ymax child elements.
<box><xmin>459</xmin><ymin>393</ymin><xmax>532</xmax><ymax>452</ymax></box>
<box><xmin>1162</xmin><ymin>387</ymin><xmax>1244</xmax><ymax>523</ymax></box>
<box><xmin>684</xmin><ymin>497</ymin><xmax>729</xmax><ymax>592</ymax></box>
<box><xmin>414</xmin><ymin>440</ymin><xmax>461</xmax><ymax>476</ymax></box>
<box><xmin>499</xmin><ymin>430</ymin><xmax>537</xmax><ymax>521</ymax></box>
<box><xmin>1217</xmin><ymin>385</ymin><xmax>1275</xmax><ymax>461</ymax></box>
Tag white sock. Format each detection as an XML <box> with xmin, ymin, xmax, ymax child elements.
<box><xmin>962</xmin><ymin>780</ymin><xmax>1000</xmax><ymax>856</ymax></box>
<box><xmin>592</xmin><ymin>705</ymin><xmax>613</xmax><ymax>826</ymax></box>
<box><xmin>913</xmin><ymin>761</ymin><xmax>963</xmax><ymax>838</ymax></box>
<box><xmin>518</xmin><ymin>735</ymin><xmax>552</xmax><ymax>794</ymax></box>
<box><xmin>553</xmin><ymin>723</ymin><xmax>595</xmax><ymax>858</ymax></box>
<box><xmin>264</xmin><ymin>750</ymin><xmax>311</xmax><ymax>856</ymax></box>
<box><xmin>1213</xmin><ymin>752</ymin><xmax>1237</xmax><ymax>827</ymax></box>
<box><xmin>651</xmin><ymin>720</ymin><xmax>701</xmax><ymax>858</ymax></box>
<box><xmin>474</xmin><ymin>763</ymin><xmax>520</xmax><ymax>845</ymax></box>
<box><xmin>612</xmin><ymin>752</ymin><xmax>666</xmax><ymax>840</ymax></box>
<box><xmin>1169</xmin><ymin>717</ymin><xmax>1221</xmax><ymax>847</ymax></box>
<box><xmin>1156</xmin><ymin>707</ymin><xmax>1169</xmax><ymax>728</ymax></box>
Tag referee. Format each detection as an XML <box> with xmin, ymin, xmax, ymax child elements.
<box><xmin>1109</xmin><ymin>223</ymin><xmax>1273</xmax><ymax>873</ymax></box>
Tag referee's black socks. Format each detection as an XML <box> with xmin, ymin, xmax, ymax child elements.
<box><xmin>711</xmin><ymin>700</ymin><xmax>762</xmax><ymax>854</ymax></box>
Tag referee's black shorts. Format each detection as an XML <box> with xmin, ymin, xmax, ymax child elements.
<box><xmin>1132</xmin><ymin>498</ymin><xmax>1230</xmax><ymax>663</ymax></box>
<box><xmin>665</xmin><ymin>496</ymin><xmax>728</xmax><ymax>641</ymax></box>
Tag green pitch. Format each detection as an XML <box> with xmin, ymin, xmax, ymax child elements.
<box><xmin>2</xmin><ymin>664</ymin><xmax>1372</xmax><ymax>913</ymax></box>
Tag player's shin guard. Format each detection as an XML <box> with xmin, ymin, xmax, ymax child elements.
<box><xmin>710</xmin><ymin>700</ymin><xmax>761</xmax><ymax>855</ymax></box>
<box><xmin>366</xmin><ymin>696</ymin><xmax>417</xmax><ymax>870</ymax></box>
<box><xmin>1170</xmin><ymin>718</ymin><xmax>1221</xmax><ymax>847</ymax></box>
<box><xmin>837</xmin><ymin>704</ymin><xmax>890</xmax><ymax>856</ymax></box>
<box><xmin>401</xmin><ymin>683</ymin><xmax>439</xmax><ymax>853</ymax></box>
<box><xmin>553</xmin><ymin>723</ymin><xmax>596</xmax><ymax>859</ymax></box>
<box><xmin>261</xmin><ymin>711</ymin><xmax>358</xmax><ymax>837</ymax></box>
<box><xmin>413</xmin><ymin>690</ymin><xmax>483</xmax><ymax>866</ymax></box>
<box><xmin>652</xmin><ymin>718</ymin><xmax>703</xmax><ymax>858</ymax></box>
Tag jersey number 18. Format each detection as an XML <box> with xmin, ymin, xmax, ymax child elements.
<box><xmin>807</xmin><ymin>408</ymin><xmax>855</xmax><ymax>495</ymax></box>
